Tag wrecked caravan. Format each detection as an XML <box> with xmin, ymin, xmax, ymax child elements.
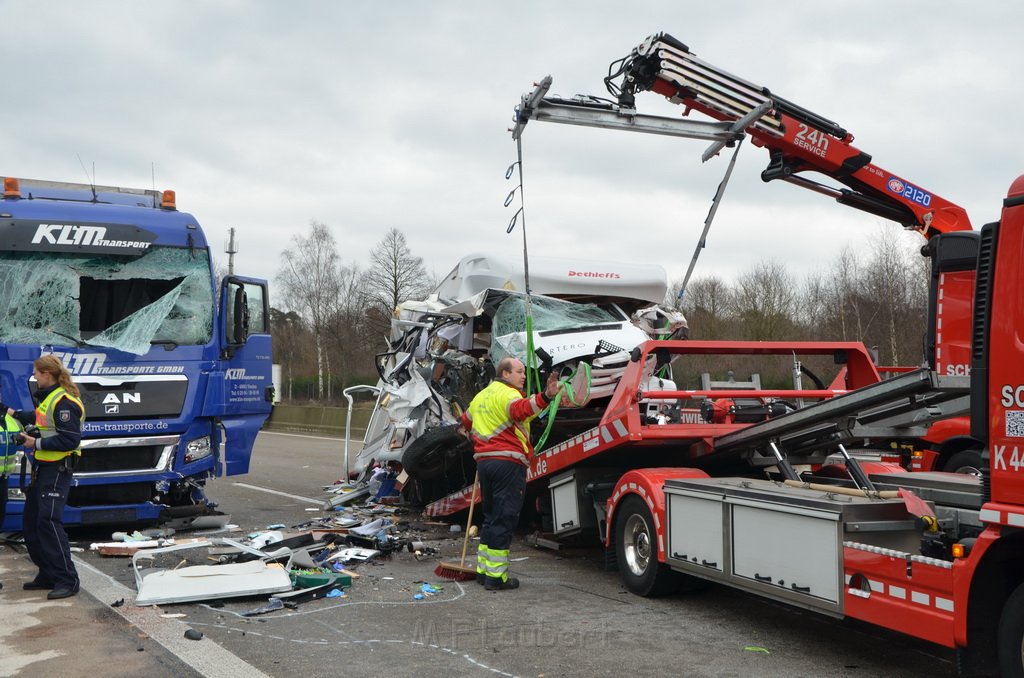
<box><xmin>353</xmin><ymin>254</ymin><xmax>686</xmax><ymax>502</ymax></box>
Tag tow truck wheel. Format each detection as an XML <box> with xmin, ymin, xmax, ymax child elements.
<box><xmin>997</xmin><ymin>580</ymin><xmax>1024</xmax><ymax>677</ymax></box>
<box><xmin>943</xmin><ymin>449</ymin><xmax>984</xmax><ymax>477</ymax></box>
<box><xmin>615</xmin><ymin>495</ymin><xmax>679</xmax><ymax>597</ymax></box>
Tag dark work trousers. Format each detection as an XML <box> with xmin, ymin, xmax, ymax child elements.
<box><xmin>477</xmin><ymin>458</ymin><xmax>527</xmax><ymax>551</ymax></box>
<box><xmin>24</xmin><ymin>462</ymin><xmax>79</xmax><ymax>590</ymax></box>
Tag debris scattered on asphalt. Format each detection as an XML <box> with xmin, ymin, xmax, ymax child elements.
<box><xmin>242</xmin><ymin>597</ymin><xmax>284</xmax><ymax>616</ymax></box>
<box><xmin>111</xmin><ymin>598</ymin><xmax>124</xmax><ymax>607</ymax></box>
<box><xmin>184</xmin><ymin>629</ymin><xmax>203</xmax><ymax>641</ymax></box>
<box><xmin>101</xmin><ymin>481</ymin><xmax>472</xmax><ymax>614</ymax></box>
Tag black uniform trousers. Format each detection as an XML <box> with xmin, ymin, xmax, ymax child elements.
<box><xmin>24</xmin><ymin>461</ymin><xmax>79</xmax><ymax>590</ymax></box>
<box><xmin>478</xmin><ymin>458</ymin><xmax>527</xmax><ymax>551</ymax></box>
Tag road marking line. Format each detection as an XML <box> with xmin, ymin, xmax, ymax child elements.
<box><xmin>231</xmin><ymin>482</ymin><xmax>324</xmax><ymax>505</ymax></box>
<box><xmin>259</xmin><ymin>431</ymin><xmax>349</xmax><ymax>441</ymax></box>
<box><xmin>75</xmin><ymin>558</ymin><xmax>272</xmax><ymax>678</ymax></box>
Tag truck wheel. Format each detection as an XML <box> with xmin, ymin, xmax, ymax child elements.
<box><xmin>943</xmin><ymin>449</ymin><xmax>984</xmax><ymax>477</ymax></box>
<box><xmin>401</xmin><ymin>425</ymin><xmax>471</xmax><ymax>480</ymax></box>
<box><xmin>998</xmin><ymin>581</ymin><xmax>1024</xmax><ymax>677</ymax></box>
<box><xmin>615</xmin><ymin>495</ymin><xmax>678</xmax><ymax>597</ymax></box>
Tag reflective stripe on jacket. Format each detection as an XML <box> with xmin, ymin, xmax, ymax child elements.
<box><xmin>34</xmin><ymin>387</ymin><xmax>85</xmax><ymax>462</ymax></box>
<box><xmin>462</xmin><ymin>380</ymin><xmax>547</xmax><ymax>466</ymax></box>
<box><xmin>0</xmin><ymin>413</ymin><xmax>21</xmax><ymax>475</ymax></box>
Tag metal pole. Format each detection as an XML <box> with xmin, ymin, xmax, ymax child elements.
<box><xmin>342</xmin><ymin>384</ymin><xmax>381</xmax><ymax>484</ymax></box>
<box><xmin>225</xmin><ymin>227</ymin><xmax>237</xmax><ymax>276</ymax></box>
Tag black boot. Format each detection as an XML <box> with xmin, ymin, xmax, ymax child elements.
<box><xmin>484</xmin><ymin>576</ymin><xmax>520</xmax><ymax>591</ymax></box>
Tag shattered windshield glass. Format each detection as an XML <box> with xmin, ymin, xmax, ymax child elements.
<box><xmin>492</xmin><ymin>294</ymin><xmax>621</xmax><ymax>335</ymax></box>
<box><xmin>0</xmin><ymin>246</ymin><xmax>213</xmax><ymax>355</ymax></box>
<box><xmin>490</xmin><ymin>294</ymin><xmax>623</xmax><ymax>363</ymax></box>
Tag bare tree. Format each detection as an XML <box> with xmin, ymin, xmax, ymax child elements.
<box><xmin>363</xmin><ymin>228</ymin><xmax>431</xmax><ymax>339</ymax></box>
<box><xmin>324</xmin><ymin>262</ymin><xmax>373</xmax><ymax>390</ymax></box>
<box><xmin>861</xmin><ymin>228</ymin><xmax>930</xmax><ymax>366</ymax></box>
<box><xmin>269</xmin><ymin>307</ymin><xmax>313</xmax><ymax>402</ymax></box>
<box><xmin>364</xmin><ymin>228</ymin><xmax>430</xmax><ymax>311</ymax></box>
<box><xmin>277</xmin><ymin>221</ymin><xmax>342</xmax><ymax>400</ymax></box>
<box><xmin>730</xmin><ymin>261</ymin><xmax>798</xmax><ymax>340</ymax></box>
<box><xmin>677</xmin><ymin>275</ymin><xmax>732</xmax><ymax>339</ymax></box>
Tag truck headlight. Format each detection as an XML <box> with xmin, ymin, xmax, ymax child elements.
<box><xmin>184</xmin><ymin>436</ymin><xmax>212</xmax><ymax>463</ymax></box>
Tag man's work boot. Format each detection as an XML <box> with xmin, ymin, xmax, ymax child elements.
<box><xmin>484</xmin><ymin>576</ymin><xmax>520</xmax><ymax>591</ymax></box>
<box><xmin>476</xmin><ymin>573</ymin><xmax>486</xmax><ymax>586</ymax></box>
<box><xmin>23</xmin><ymin>579</ymin><xmax>54</xmax><ymax>591</ymax></box>
<box><xmin>47</xmin><ymin>586</ymin><xmax>79</xmax><ymax>600</ymax></box>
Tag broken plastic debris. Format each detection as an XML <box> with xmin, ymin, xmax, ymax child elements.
<box><xmin>420</xmin><ymin>583</ymin><xmax>440</xmax><ymax>595</ymax></box>
<box><xmin>184</xmin><ymin>629</ymin><xmax>203</xmax><ymax>641</ymax></box>
<box><xmin>133</xmin><ymin>539</ymin><xmax>292</xmax><ymax>606</ymax></box>
<box><xmin>413</xmin><ymin>593</ymin><xmax>425</xmax><ymax>600</ymax></box>
<box><xmin>247</xmin><ymin>531</ymin><xmax>284</xmax><ymax>549</ymax></box>
<box><xmin>350</xmin><ymin>519</ymin><xmax>387</xmax><ymax>537</ymax></box>
<box><xmin>744</xmin><ymin>646</ymin><xmax>771</xmax><ymax>654</ymax></box>
<box><xmin>325</xmin><ymin>588</ymin><xmax>345</xmax><ymax>598</ymax></box>
<box><xmin>450</xmin><ymin>524</ymin><xmax>462</xmax><ymax>534</ymax></box>
<box><xmin>111</xmin><ymin>598</ymin><xmax>125</xmax><ymax>608</ymax></box>
<box><xmin>266</xmin><ymin>524</ymin><xmax>285</xmax><ymax>529</ymax></box>
<box><xmin>327</xmin><ymin>548</ymin><xmax>379</xmax><ymax>563</ymax></box>
<box><xmin>161</xmin><ymin>613</ymin><xmax>187</xmax><ymax>619</ymax></box>
<box><xmin>242</xmin><ymin>597</ymin><xmax>285</xmax><ymax>616</ymax></box>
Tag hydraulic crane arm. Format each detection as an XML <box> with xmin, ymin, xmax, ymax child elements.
<box><xmin>605</xmin><ymin>32</ymin><xmax>971</xmax><ymax>237</ymax></box>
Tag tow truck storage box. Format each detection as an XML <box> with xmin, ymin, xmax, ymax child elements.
<box><xmin>664</xmin><ymin>477</ymin><xmax>920</xmax><ymax>613</ymax></box>
<box><xmin>549</xmin><ymin>468</ymin><xmax>617</xmax><ymax>536</ymax></box>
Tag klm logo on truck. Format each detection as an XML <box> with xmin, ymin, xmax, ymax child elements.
<box><xmin>49</xmin><ymin>351</ymin><xmax>184</xmax><ymax>376</ymax></box>
<box><xmin>226</xmin><ymin>368</ymin><xmax>264</xmax><ymax>381</ymax></box>
<box><xmin>32</xmin><ymin>223</ymin><xmax>153</xmax><ymax>250</ymax></box>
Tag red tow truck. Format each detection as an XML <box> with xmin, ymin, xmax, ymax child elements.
<box><xmin>427</xmin><ymin>34</ymin><xmax>1024</xmax><ymax>674</ymax></box>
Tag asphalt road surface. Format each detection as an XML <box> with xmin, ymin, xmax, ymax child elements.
<box><xmin>3</xmin><ymin>430</ymin><xmax>957</xmax><ymax>677</ymax></box>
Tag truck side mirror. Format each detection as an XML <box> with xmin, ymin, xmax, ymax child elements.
<box><xmin>232</xmin><ymin>286</ymin><xmax>250</xmax><ymax>345</ymax></box>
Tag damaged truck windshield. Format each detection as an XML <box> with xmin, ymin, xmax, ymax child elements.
<box><xmin>0</xmin><ymin>246</ymin><xmax>213</xmax><ymax>353</ymax></box>
<box><xmin>0</xmin><ymin>176</ymin><xmax>273</xmax><ymax>531</ymax></box>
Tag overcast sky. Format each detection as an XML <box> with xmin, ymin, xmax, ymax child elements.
<box><xmin>4</xmin><ymin>1</ymin><xmax>1021</xmax><ymax>303</ymax></box>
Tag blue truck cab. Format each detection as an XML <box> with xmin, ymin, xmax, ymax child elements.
<box><xmin>0</xmin><ymin>176</ymin><xmax>273</xmax><ymax>529</ymax></box>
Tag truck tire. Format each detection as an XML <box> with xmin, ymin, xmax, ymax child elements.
<box><xmin>615</xmin><ymin>495</ymin><xmax>679</xmax><ymax>597</ymax></box>
<box><xmin>401</xmin><ymin>425</ymin><xmax>471</xmax><ymax>480</ymax></box>
<box><xmin>998</xmin><ymin>581</ymin><xmax>1024</xmax><ymax>677</ymax></box>
<box><xmin>943</xmin><ymin>449</ymin><xmax>984</xmax><ymax>477</ymax></box>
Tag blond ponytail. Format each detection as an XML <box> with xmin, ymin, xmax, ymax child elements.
<box><xmin>34</xmin><ymin>355</ymin><xmax>80</xmax><ymax>398</ymax></box>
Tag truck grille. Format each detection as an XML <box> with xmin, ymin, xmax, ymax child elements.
<box><xmin>76</xmin><ymin>435</ymin><xmax>179</xmax><ymax>477</ymax></box>
<box><xmin>77</xmin><ymin>445</ymin><xmax>167</xmax><ymax>473</ymax></box>
<box><xmin>70</xmin><ymin>482</ymin><xmax>154</xmax><ymax>507</ymax></box>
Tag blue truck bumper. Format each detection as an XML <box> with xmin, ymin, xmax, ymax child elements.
<box><xmin>2</xmin><ymin>498</ymin><xmax>166</xmax><ymax>532</ymax></box>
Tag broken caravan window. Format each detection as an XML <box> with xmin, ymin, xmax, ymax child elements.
<box><xmin>489</xmin><ymin>293</ymin><xmax>625</xmax><ymax>365</ymax></box>
<box><xmin>0</xmin><ymin>246</ymin><xmax>213</xmax><ymax>355</ymax></box>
